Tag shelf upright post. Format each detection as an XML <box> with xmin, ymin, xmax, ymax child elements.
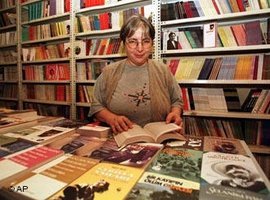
<box><xmin>70</xmin><ymin>0</ymin><xmax>77</xmax><ymax>120</ymax></box>
<box><xmin>152</xmin><ymin>0</ymin><xmax>161</xmax><ymax>60</ymax></box>
<box><xmin>17</xmin><ymin>1</ymin><xmax>23</xmax><ymax>110</ymax></box>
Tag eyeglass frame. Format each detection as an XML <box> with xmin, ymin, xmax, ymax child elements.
<box><xmin>125</xmin><ymin>38</ymin><xmax>153</xmax><ymax>49</ymax></box>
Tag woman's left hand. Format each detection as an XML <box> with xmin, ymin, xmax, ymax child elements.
<box><xmin>166</xmin><ymin>107</ymin><xmax>182</xmax><ymax>126</ymax></box>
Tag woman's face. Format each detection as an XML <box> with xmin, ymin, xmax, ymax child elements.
<box><xmin>125</xmin><ymin>27</ymin><xmax>153</xmax><ymax>66</ymax></box>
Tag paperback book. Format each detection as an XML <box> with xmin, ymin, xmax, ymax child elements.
<box><xmin>100</xmin><ymin>143</ymin><xmax>163</xmax><ymax>168</ymax></box>
<box><xmin>203</xmin><ymin>136</ymin><xmax>249</xmax><ymax>155</ymax></box>
<box><xmin>3</xmin><ymin>154</ymin><xmax>99</xmax><ymax>200</ymax></box>
<box><xmin>147</xmin><ymin>146</ymin><xmax>203</xmax><ymax>184</ymax></box>
<box><xmin>4</xmin><ymin>125</ymin><xmax>75</xmax><ymax>145</ymax></box>
<box><xmin>201</xmin><ymin>152</ymin><xmax>269</xmax><ymax>194</ymax></box>
<box><xmin>0</xmin><ymin>145</ymin><xmax>64</xmax><ymax>187</ymax></box>
<box><xmin>51</xmin><ymin>162</ymin><xmax>144</xmax><ymax>200</ymax></box>
<box><xmin>114</xmin><ymin>121</ymin><xmax>184</xmax><ymax>148</ymax></box>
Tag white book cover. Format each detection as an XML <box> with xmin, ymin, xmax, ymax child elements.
<box><xmin>203</xmin><ymin>23</ymin><xmax>217</xmax><ymax>48</ymax></box>
<box><xmin>4</xmin><ymin>125</ymin><xmax>74</xmax><ymax>144</ymax></box>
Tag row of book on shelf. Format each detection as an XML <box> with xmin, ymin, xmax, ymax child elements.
<box><xmin>180</xmin><ymin>87</ymin><xmax>270</xmax><ymax>114</ymax></box>
<box><xmin>0</xmin><ymin>109</ymin><xmax>269</xmax><ymax>199</ymax></box>
<box><xmin>21</xmin><ymin>20</ymin><xmax>70</xmax><ymax>42</ymax></box>
<box><xmin>21</xmin><ymin>38</ymin><xmax>124</xmax><ymax>61</ymax></box>
<box><xmin>77</xmin><ymin>6</ymin><xmax>145</xmax><ymax>33</ymax></box>
<box><xmin>161</xmin><ymin>0</ymin><xmax>270</xmax><ymax>21</ymax></box>
<box><xmin>165</xmin><ymin>54</ymin><xmax>270</xmax><ymax>80</ymax></box>
<box><xmin>23</xmin><ymin>84</ymin><xmax>70</xmax><ymax>102</ymax></box>
<box><xmin>21</xmin><ymin>0</ymin><xmax>70</xmax><ymax>22</ymax></box>
<box><xmin>0</xmin><ymin>0</ymin><xmax>15</xmax><ymax>9</ymax></box>
<box><xmin>0</xmin><ymin>31</ymin><xmax>17</xmax><ymax>46</ymax></box>
<box><xmin>162</xmin><ymin>18</ymin><xmax>270</xmax><ymax>50</ymax></box>
<box><xmin>183</xmin><ymin>117</ymin><xmax>270</xmax><ymax>146</ymax></box>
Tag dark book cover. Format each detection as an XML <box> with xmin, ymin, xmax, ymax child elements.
<box><xmin>262</xmin><ymin>54</ymin><xmax>270</xmax><ymax>80</ymax></box>
<box><xmin>245</xmin><ymin>20</ymin><xmax>263</xmax><ymax>45</ymax></box>
<box><xmin>223</xmin><ymin>88</ymin><xmax>241</xmax><ymax>111</ymax></box>
<box><xmin>198</xmin><ymin>58</ymin><xmax>215</xmax><ymax>79</ymax></box>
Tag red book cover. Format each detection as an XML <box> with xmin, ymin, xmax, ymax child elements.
<box><xmin>106</xmin><ymin>38</ymin><xmax>115</xmax><ymax>55</ymax></box>
<box><xmin>168</xmin><ymin>59</ymin><xmax>179</xmax><ymax>75</ymax></box>
<box><xmin>64</xmin><ymin>0</ymin><xmax>70</xmax><ymax>12</ymax></box>
<box><xmin>212</xmin><ymin>0</ymin><xmax>221</xmax><ymax>14</ymax></box>
<box><xmin>99</xmin><ymin>13</ymin><xmax>110</xmax><ymax>30</ymax></box>
<box><xmin>58</xmin><ymin>63</ymin><xmax>70</xmax><ymax>80</ymax></box>
<box><xmin>181</xmin><ymin>87</ymin><xmax>190</xmax><ymax>111</ymax></box>
<box><xmin>10</xmin><ymin>146</ymin><xmax>63</xmax><ymax>168</ymax></box>
<box><xmin>182</xmin><ymin>1</ymin><xmax>193</xmax><ymax>18</ymax></box>
<box><xmin>56</xmin><ymin>85</ymin><xmax>66</xmax><ymax>101</ymax></box>
<box><xmin>252</xmin><ymin>55</ymin><xmax>259</xmax><ymax>80</ymax></box>
<box><xmin>45</xmin><ymin>64</ymin><xmax>59</xmax><ymax>80</ymax></box>
<box><xmin>236</xmin><ymin>0</ymin><xmax>245</xmax><ymax>11</ymax></box>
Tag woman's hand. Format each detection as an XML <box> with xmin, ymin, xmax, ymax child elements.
<box><xmin>166</xmin><ymin>107</ymin><xmax>183</xmax><ymax>127</ymax></box>
<box><xmin>106</xmin><ymin>115</ymin><xmax>133</xmax><ymax>134</ymax></box>
<box><xmin>94</xmin><ymin>109</ymin><xmax>133</xmax><ymax>134</ymax></box>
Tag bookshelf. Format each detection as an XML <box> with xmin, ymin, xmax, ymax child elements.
<box><xmin>0</xmin><ymin>1</ymin><xmax>18</xmax><ymax>109</ymax></box>
<box><xmin>18</xmin><ymin>0</ymin><xmax>72</xmax><ymax>118</ymax></box>
<box><xmin>158</xmin><ymin>0</ymin><xmax>270</xmax><ymax>159</ymax></box>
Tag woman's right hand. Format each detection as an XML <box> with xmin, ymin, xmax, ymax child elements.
<box><xmin>106</xmin><ymin>114</ymin><xmax>133</xmax><ymax>134</ymax></box>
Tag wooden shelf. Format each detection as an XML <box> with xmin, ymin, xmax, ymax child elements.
<box><xmin>22</xmin><ymin>99</ymin><xmax>71</xmax><ymax>105</ymax></box>
<box><xmin>21</xmin><ymin>35</ymin><xmax>70</xmax><ymax>45</ymax></box>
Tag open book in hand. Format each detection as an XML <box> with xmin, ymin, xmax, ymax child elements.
<box><xmin>114</xmin><ymin>121</ymin><xmax>185</xmax><ymax>148</ymax></box>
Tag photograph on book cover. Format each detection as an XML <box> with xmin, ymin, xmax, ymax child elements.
<box><xmin>148</xmin><ymin>147</ymin><xmax>202</xmax><ymax>183</ymax></box>
<box><xmin>163</xmin><ymin>30</ymin><xmax>181</xmax><ymax>51</ymax></box>
<box><xmin>126</xmin><ymin>171</ymin><xmax>200</xmax><ymax>200</ymax></box>
<box><xmin>201</xmin><ymin>152</ymin><xmax>269</xmax><ymax>194</ymax></box>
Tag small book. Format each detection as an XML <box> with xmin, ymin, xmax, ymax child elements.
<box><xmin>76</xmin><ymin>122</ymin><xmax>111</xmax><ymax>139</ymax></box>
<box><xmin>113</xmin><ymin>121</ymin><xmax>185</xmax><ymax>148</ymax></box>
<box><xmin>203</xmin><ymin>22</ymin><xmax>217</xmax><ymax>48</ymax></box>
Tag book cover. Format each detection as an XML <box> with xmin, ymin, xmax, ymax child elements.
<box><xmin>4</xmin><ymin>154</ymin><xmax>99</xmax><ymax>200</ymax></box>
<box><xmin>203</xmin><ymin>136</ymin><xmax>249</xmax><ymax>155</ymax></box>
<box><xmin>0</xmin><ymin>137</ymin><xmax>37</xmax><ymax>158</ymax></box>
<box><xmin>199</xmin><ymin>183</ymin><xmax>270</xmax><ymax>200</ymax></box>
<box><xmin>101</xmin><ymin>143</ymin><xmax>163</xmax><ymax>168</ymax></box>
<box><xmin>203</xmin><ymin>23</ymin><xmax>217</xmax><ymax>48</ymax></box>
<box><xmin>126</xmin><ymin>171</ymin><xmax>200</xmax><ymax>200</ymax></box>
<box><xmin>201</xmin><ymin>152</ymin><xmax>269</xmax><ymax>194</ymax></box>
<box><xmin>147</xmin><ymin>146</ymin><xmax>203</xmax><ymax>184</ymax></box>
<box><xmin>52</xmin><ymin>162</ymin><xmax>144</xmax><ymax>200</ymax></box>
<box><xmin>4</xmin><ymin>125</ymin><xmax>75</xmax><ymax>144</ymax></box>
<box><xmin>0</xmin><ymin>145</ymin><xmax>64</xmax><ymax>187</ymax></box>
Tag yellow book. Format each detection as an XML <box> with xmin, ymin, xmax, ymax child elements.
<box><xmin>217</xmin><ymin>27</ymin><xmax>230</xmax><ymax>47</ymax></box>
<box><xmin>234</xmin><ymin>56</ymin><xmax>245</xmax><ymax>79</ymax></box>
<box><xmin>189</xmin><ymin>57</ymin><xmax>206</xmax><ymax>79</ymax></box>
<box><xmin>51</xmin><ymin>162</ymin><xmax>144</xmax><ymax>200</ymax></box>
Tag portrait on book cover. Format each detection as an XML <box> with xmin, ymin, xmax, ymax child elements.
<box><xmin>201</xmin><ymin>152</ymin><xmax>268</xmax><ymax>194</ymax></box>
<box><xmin>163</xmin><ymin>30</ymin><xmax>181</xmax><ymax>51</ymax></box>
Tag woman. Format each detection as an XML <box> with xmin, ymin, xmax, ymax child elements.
<box><xmin>89</xmin><ymin>14</ymin><xmax>183</xmax><ymax>133</ymax></box>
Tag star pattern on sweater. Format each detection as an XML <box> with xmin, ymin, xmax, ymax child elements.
<box><xmin>128</xmin><ymin>89</ymin><xmax>150</xmax><ymax>107</ymax></box>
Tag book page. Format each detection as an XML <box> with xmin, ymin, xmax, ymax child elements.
<box><xmin>113</xmin><ymin>125</ymin><xmax>155</xmax><ymax>147</ymax></box>
<box><xmin>143</xmin><ymin>122</ymin><xmax>181</xmax><ymax>141</ymax></box>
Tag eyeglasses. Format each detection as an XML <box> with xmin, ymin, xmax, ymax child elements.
<box><xmin>125</xmin><ymin>39</ymin><xmax>152</xmax><ymax>49</ymax></box>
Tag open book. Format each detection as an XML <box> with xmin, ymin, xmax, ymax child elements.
<box><xmin>114</xmin><ymin>121</ymin><xmax>185</xmax><ymax>147</ymax></box>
